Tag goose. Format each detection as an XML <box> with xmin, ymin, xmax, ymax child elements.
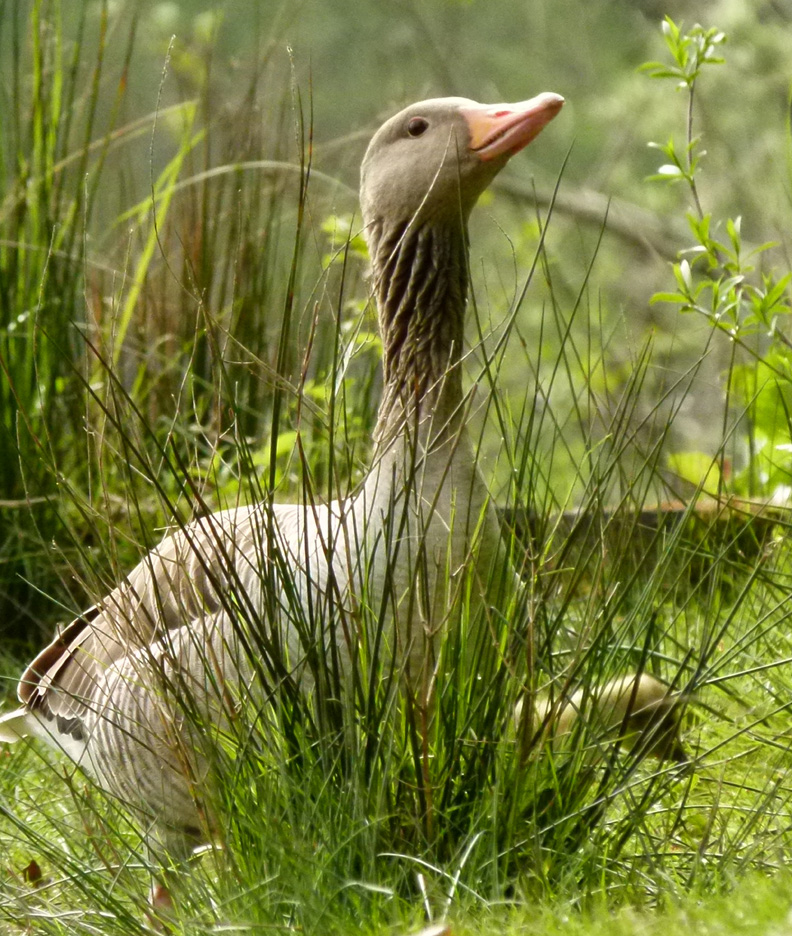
<box><xmin>0</xmin><ymin>92</ymin><xmax>684</xmax><ymax>872</ymax></box>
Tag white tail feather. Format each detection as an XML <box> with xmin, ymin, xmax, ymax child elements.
<box><xmin>0</xmin><ymin>708</ymin><xmax>30</xmax><ymax>743</ymax></box>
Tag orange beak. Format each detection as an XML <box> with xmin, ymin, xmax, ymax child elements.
<box><xmin>461</xmin><ymin>92</ymin><xmax>564</xmax><ymax>161</ymax></box>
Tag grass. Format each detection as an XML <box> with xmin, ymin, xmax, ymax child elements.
<box><xmin>456</xmin><ymin>871</ymin><xmax>792</xmax><ymax>934</ymax></box>
<box><xmin>3</xmin><ymin>4</ymin><xmax>792</xmax><ymax>935</ymax></box>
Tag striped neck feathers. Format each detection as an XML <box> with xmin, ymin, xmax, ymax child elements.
<box><xmin>369</xmin><ymin>218</ymin><xmax>469</xmax><ymax>443</ymax></box>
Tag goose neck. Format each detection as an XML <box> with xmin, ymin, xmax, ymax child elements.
<box><xmin>369</xmin><ymin>219</ymin><xmax>469</xmax><ymax>444</ymax></box>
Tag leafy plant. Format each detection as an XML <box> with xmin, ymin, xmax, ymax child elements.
<box><xmin>643</xmin><ymin>17</ymin><xmax>792</xmax><ymax>498</ymax></box>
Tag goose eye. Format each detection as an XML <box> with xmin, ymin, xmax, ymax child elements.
<box><xmin>407</xmin><ymin>116</ymin><xmax>429</xmax><ymax>137</ymax></box>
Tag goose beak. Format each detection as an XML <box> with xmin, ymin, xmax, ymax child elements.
<box><xmin>462</xmin><ymin>92</ymin><xmax>564</xmax><ymax>162</ymax></box>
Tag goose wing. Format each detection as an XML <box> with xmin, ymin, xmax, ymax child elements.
<box><xmin>15</xmin><ymin>505</ymin><xmax>270</xmax><ymax>732</ymax></box>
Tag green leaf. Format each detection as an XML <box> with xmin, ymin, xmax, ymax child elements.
<box><xmin>763</xmin><ymin>274</ymin><xmax>792</xmax><ymax>310</ymax></box>
<box><xmin>662</xmin><ymin>17</ymin><xmax>678</xmax><ymax>41</ymax></box>
<box><xmin>667</xmin><ymin>450</ymin><xmax>723</xmax><ymax>493</ymax></box>
<box><xmin>650</xmin><ymin>292</ymin><xmax>687</xmax><ymax>305</ymax></box>
<box><xmin>638</xmin><ymin>62</ymin><xmax>676</xmax><ymax>78</ymax></box>
<box><xmin>678</xmin><ymin>259</ymin><xmax>693</xmax><ymax>291</ymax></box>
<box><xmin>726</xmin><ymin>216</ymin><xmax>742</xmax><ymax>254</ymax></box>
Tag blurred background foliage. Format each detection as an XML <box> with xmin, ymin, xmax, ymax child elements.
<box><xmin>0</xmin><ymin>0</ymin><xmax>791</xmax><ymax>641</ymax></box>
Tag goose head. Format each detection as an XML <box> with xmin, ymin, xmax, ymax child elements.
<box><xmin>360</xmin><ymin>92</ymin><xmax>564</xmax><ymax>234</ymax></box>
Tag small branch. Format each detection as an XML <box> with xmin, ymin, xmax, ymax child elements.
<box><xmin>495</xmin><ymin>179</ymin><xmax>687</xmax><ymax>260</ymax></box>
<box><xmin>686</xmin><ymin>79</ymin><xmax>705</xmax><ymax>220</ymax></box>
